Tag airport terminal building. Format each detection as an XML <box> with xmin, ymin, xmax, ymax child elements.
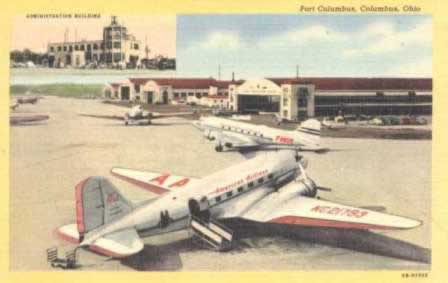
<box><xmin>47</xmin><ymin>16</ymin><xmax>141</xmax><ymax>68</ymax></box>
<box><xmin>105</xmin><ymin>77</ymin><xmax>432</xmax><ymax>121</ymax></box>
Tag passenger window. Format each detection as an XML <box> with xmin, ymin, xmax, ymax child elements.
<box><xmin>226</xmin><ymin>191</ymin><xmax>233</xmax><ymax>198</ymax></box>
<box><xmin>237</xmin><ymin>187</ymin><xmax>243</xmax><ymax>193</ymax></box>
<box><xmin>216</xmin><ymin>196</ymin><xmax>221</xmax><ymax>202</ymax></box>
<box><xmin>268</xmin><ymin>173</ymin><xmax>274</xmax><ymax>179</ymax></box>
<box><xmin>248</xmin><ymin>182</ymin><xmax>254</xmax><ymax>188</ymax></box>
<box><xmin>258</xmin><ymin>178</ymin><xmax>264</xmax><ymax>184</ymax></box>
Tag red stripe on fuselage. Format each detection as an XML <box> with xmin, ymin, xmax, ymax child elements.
<box><xmin>269</xmin><ymin>216</ymin><xmax>404</xmax><ymax>230</ymax></box>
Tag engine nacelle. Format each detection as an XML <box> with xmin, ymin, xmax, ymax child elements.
<box><xmin>278</xmin><ymin>178</ymin><xmax>318</xmax><ymax>198</ymax></box>
<box><xmin>203</xmin><ymin>129</ymin><xmax>216</xmax><ymax>140</ymax></box>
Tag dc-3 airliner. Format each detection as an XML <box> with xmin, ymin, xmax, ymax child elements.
<box><xmin>80</xmin><ymin>105</ymin><xmax>194</xmax><ymax>126</ymax></box>
<box><xmin>56</xmin><ymin>150</ymin><xmax>421</xmax><ymax>259</ymax></box>
<box><xmin>193</xmin><ymin>116</ymin><xmax>326</xmax><ymax>152</ymax></box>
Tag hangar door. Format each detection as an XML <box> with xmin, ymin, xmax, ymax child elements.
<box><xmin>121</xmin><ymin>86</ymin><xmax>130</xmax><ymax>100</ymax></box>
<box><xmin>237</xmin><ymin>95</ymin><xmax>280</xmax><ymax>113</ymax></box>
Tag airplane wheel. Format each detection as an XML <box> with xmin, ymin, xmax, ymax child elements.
<box><xmin>125</xmin><ymin>121</ymin><xmax>128</xmax><ymax>126</ymax></box>
<box><xmin>215</xmin><ymin>145</ymin><xmax>223</xmax><ymax>152</ymax></box>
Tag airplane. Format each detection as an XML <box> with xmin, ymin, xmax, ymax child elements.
<box><xmin>10</xmin><ymin>103</ymin><xmax>19</xmax><ymax>111</ymax></box>
<box><xmin>17</xmin><ymin>96</ymin><xmax>41</xmax><ymax>105</ymax></box>
<box><xmin>10</xmin><ymin>114</ymin><xmax>49</xmax><ymax>126</ymax></box>
<box><xmin>80</xmin><ymin>105</ymin><xmax>195</xmax><ymax>126</ymax></box>
<box><xmin>193</xmin><ymin>116</ymin><xmax>327</xmax><ymax>153</ymax></box>
<box><xmin>55</xmin><ymin>150</ymin><xmax>421</xmax><ymax>260</ymax></box>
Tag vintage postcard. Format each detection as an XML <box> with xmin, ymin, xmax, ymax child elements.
<box><xmin>1</xmin><ymin>0</ymin><xmax>447</xmax><ymax>282</ymax></box>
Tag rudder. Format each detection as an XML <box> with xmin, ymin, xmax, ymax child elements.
<box><xmin>75</xmin><ymin>177</ymin><xmax>132</xmax><ymax>237</ymax></box>
<box><xmin>297</xmin><ymin>119</ymin><xmax>321</xmax><ymax>145</ymax></box>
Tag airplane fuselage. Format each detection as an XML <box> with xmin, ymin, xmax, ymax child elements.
<box><xmin>194</xmin><ymin>117</ymin><xmax>319</xmax><ymax>149</ymax></box>
<box><xmin>81</xmin><ymin>151</ymin><xmax>301</xmax><ymax>245</ymax></box>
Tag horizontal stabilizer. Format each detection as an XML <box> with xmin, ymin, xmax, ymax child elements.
<box><xmin>56</xmin><ymin>223</ymin><xmax>80</xmax><ymax>244</ymax></box>
<box><xmin>89</xmin><ymin>228</ymin><xmax>144</xmax><ymax>258</ymax></box>
<box><xmin>111</xmin><ymin>167</ymin><xmax>198</xmax><ymax>194</ymax></box>
<box><xmin>56</xmin><ymin>224</ymin><xmax>143</xmax><ymax>258</ymax></box>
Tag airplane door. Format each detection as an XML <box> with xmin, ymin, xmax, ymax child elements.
<box><xmin>188</xmin><ymin>197</ymin><xmax>210</xmax><ymax>221</ymax></box>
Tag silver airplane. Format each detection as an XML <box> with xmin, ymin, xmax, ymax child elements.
<box><xmin>193</xmin><ymin>116</ymin><xmax>326</xmax><ymax>152</ymax></box>
<box><xmin>80</xmin><ymin>105</ymin><xmax>194</xmax><ymax>126</ymax></box>
<box><xmin>56</xmin><ymin>150</ymin><xmax>420</xmax><ymax>259</ymax></box>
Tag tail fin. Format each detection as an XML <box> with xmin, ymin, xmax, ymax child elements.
<box><xmin>296</xmin><ymin>119</ymin><xmax>322</xmax><ymax>151</ymax></box>
<box><xmin>75</xmin><ymin>177</ymin><xmax>132</xmax><ymax>236</ymax></box>
<box><xmin>297</xmin><ymin>119</ymin><xmax>322</xmax><ymax>136</ymax></box>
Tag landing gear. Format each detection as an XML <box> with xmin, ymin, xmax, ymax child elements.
<box><xmin>215</xmin><ymin>144</ymin><xmax>223</xmax><ymax>152</ymax></box>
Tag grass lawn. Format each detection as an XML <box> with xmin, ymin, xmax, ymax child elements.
<box><xmin>10</xmin><ymin>84</ymin><xmax>103</xmax><ymax>99</ymax></box>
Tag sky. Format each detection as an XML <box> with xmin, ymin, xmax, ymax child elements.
<box><xmin>11</xmin><ymin>15</ymin><xmax>176</xmax><ymax>57</ymax></box>
<box><xmin>176</xmin><ymin>15</ymin><xmax>432</xmax><ymax>79</ymax></box>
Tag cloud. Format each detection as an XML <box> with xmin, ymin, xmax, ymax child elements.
<box><xmin>259</xmin><ymin>25</ymin><xmax>348</xmax><ymax>48</ymax></box>
<box><xmin>385</xmin><ymin>57</ymin><xmax>432</xmax><ymax>77</ymax></box>
<box><xmin>197</xmin><ymin>32</ymin><xmax>242</xmax><ymax>50</ymax></box>
<box><xmin>343</xmin><ymin>18</ymin><xmax>432</xmax><ymax>57</ymax></box>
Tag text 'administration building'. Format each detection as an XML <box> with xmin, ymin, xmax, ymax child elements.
<box><xmin>104</xmin><ymin>77</ymin><xmax>432</xmax><ymax>121</ymax></box>
<box><xmin>47</xmin><ymin>16</ymin><xmax>141</xmax><ymax>68</ymax></box>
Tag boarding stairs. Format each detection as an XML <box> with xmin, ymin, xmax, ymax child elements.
<box><xmin>46</xmin><ymin>247</ymin><xmax>78</xmax><ymax>269</ymax></box>
<box><xmin>190</xmin><ymin>215</ymin><xmax>234</xmax><ymax>251</ymax></box>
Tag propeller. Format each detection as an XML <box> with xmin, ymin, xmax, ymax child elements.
<box><xmin>297</xmin><ymin>162</ymin><xmax>332</xmax><ymax>193</ymax></box>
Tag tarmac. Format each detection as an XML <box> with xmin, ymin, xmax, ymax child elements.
<box><xmin>10</xmin><ymin>96</ymin><xmax>431</xmax><ymax>271</ymax></box>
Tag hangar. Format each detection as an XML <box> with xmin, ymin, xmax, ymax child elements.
<box><xmin>228</xmin><ymin>78</ymin><xmax>315</xmax><ymax>121</ymax></box>
<box><xmin>105</xmin><ymin>76</ymin><xmax>432</xmax><ymax>121</ymax></box>
<box><xmin>229</xmin><ymin>77</ymin><xmax>432</xmax><ymax>120</ymax></box>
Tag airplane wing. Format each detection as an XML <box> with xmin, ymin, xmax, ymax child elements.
<box><xmin>78</xmin><ymin>114</ymin><xmax>125</xmax><ymax>121</ymax></box>
<box><xmin>110</xmin><ymin>167</ymin><xmax>200</xmax><ymax>194</ymax></box>
<box><xmin>151</xmin><ymin>112</ymin><xmax>195</xmax><ymax>119</ymax></box>
<box><xmin>235</xmin><ymin>194</ymin><xmax>421</xmax><ymax>230</ymax></box>
<box><xmin>10</xmin><ymin>115</ymin><xmax>49</xmax><ymax>125</ymax></box>
<box><xmin>216</xmin><ymin>131</ymin><xmax>260</xmax><ymax>149</ymax></box>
